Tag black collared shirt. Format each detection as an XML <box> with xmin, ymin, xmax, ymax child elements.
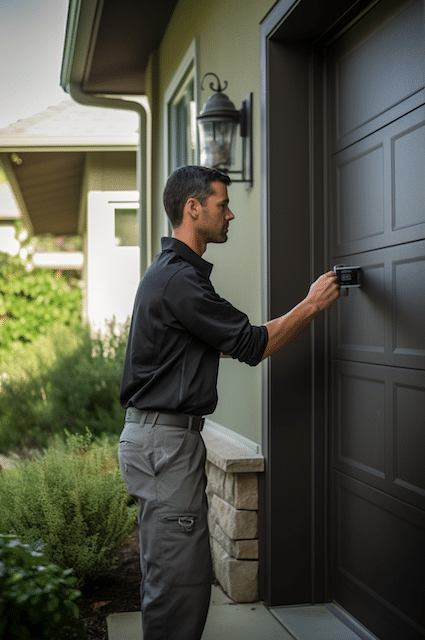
<box><xmin>120</xmin><ymin>237</ymin><xmax>268</xmax><ymax>416</ymax></box>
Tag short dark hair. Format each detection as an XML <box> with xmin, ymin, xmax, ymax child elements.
<box><xmin>163</xmin><ymin>165</ymin><xmax>231</xmax><ymax>228</ymax></box>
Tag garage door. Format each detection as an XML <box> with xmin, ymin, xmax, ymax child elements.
<box><xmin>327</xmin><ymin>1</ymin><xmax>425</xmax><ymax>638</ymax></box>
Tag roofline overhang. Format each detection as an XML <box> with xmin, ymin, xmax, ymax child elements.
<box><xmin>60</xmin><ymin>0</ymin><xmax>101</xmax><ymax>93</ymax></box>
<box><xmin>60</xmin><ymin>0</ymin><xmax>154</xmax><ymax>274</ymax></box>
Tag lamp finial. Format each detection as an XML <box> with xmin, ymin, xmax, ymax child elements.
<box><xmin>200</xmin><ymin>73</ymin><xmax>228</xmax><ymax>94</ymax></box>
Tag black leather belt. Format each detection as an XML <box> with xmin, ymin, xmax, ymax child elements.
<box><xmin>125</xmin><ymin>407</ymin><xmax>205</xmax><ymax>431</ymax></box>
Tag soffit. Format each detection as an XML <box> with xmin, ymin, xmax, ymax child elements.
<box><xmin>82</xmin><ymin>0</ymin><xmax>178</xmax><ymax>94</ymax></box>
<box><xmin>11</xmin><ymin>152</ymin><xmax>84</xmax><ymax>236</ymax></box>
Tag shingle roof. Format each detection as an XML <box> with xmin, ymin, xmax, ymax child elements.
<box><xmin>0</xmin><ymin>99</ymin><xmax>139</xmax><ymax>150</ymax></box>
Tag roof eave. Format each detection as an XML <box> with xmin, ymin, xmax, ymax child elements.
<box><xmin>60</xmin><ymin>0</ymin><xmax>100</xmax><ymax>93</ymax></box>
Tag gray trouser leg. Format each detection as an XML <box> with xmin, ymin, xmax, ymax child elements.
<box><xmin>118</xmin><ymin>421</ymin><xmax>212</xmax><ymax>640</ymax></box>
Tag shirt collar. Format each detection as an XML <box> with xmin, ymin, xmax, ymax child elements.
<box><xmin>161</xmin><ymin>237</ymin><xmax>213</xmax><ymax>277</ymax></box>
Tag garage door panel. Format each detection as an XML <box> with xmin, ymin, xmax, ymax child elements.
<box><xmin>333</xmin><ymin>259</ymin><xmax>386</xmax><ymax>360</ymax></box>
<box><xmin>335</xmin><ymin>143</ymin><xmax>385</xmax><ymax>247</ymax></box>
<box><xmin>333</xmin><ymin>361</ymin><xmax>386</xmax><ymax>488</ymax></box>
<box><xmin>333</xmin><ymin>472</ymin><xmax>425</xmax><ymax>638</ymax></box>
<box><xmin>334</xmin><ymin>360</ymin><xmax>425</xmax><ymax>511</ymax></box>
<box><xmin>392</xmin><ymin>370</ymin><xmax>425</xmax><ymax>506</ymax></box>
<box><xmin>329</xmin><ymin>0</ymin><xmax>424</xmax><ymax>152</ymax></box>
<box><xmin>333</xmin><ymin>242</ymin><xmax>425</xmax><ymax>371</ymax></box>
<box><xmin>388</xmin><ymin>243</ymin><xmax>425</xmax><ymax>368</ymax></box>
<box><xmin>393</xmin><ymin>256</ymin><xmax>425</xmax><ymax>357</ymax></box>
<box><xmin>393</xmin><ymin>121</ymin><xmax>425</xmax><ymax>232</ymax></box>
<box><xmin>332</xmin><ymin>106</ymin><xmax>425</xmax><ymax>257</ymax></box>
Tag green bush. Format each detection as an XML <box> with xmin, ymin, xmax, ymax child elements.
<box><xmin>0</xmin><ymin>431</ymin><xmax>137</xmax><ymax>587</ymax></box>
<box><xmin>0</xmin><ymin>535</ymin><xmax>85</xmax><ymax>640</ymax></box>
<box><xmin>0</xmin><ymin>319</ymin><xmax>129</xmax><ymax>451</ymax></box>
<box><xmin>0</xmin><ymin>251</ymin><xmax>82</xmax><ymax>353</ymax></box>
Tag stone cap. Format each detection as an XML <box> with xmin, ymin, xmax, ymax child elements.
<box><xmin>202</xmin><ymin>423</ymin><xmax>264</xmax><ymax>473</ymax></box>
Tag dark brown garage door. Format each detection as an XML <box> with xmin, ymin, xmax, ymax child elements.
<box><xmin>327</xmin><ymin>1</ymin><xmax>425</xmax><ymax>638</ymax></box>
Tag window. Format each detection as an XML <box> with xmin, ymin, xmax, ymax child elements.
<box><xmin>114</xmin><ymin>208</ymin><xmax>138</xmax><ymax>246</ymax></box>
<box><xmin>168</xmin><ymin>70</ymin><xmax>197</xmax><ymax>170</ymax></box>
<box><xmin>164</xmin><ymin>40</ymin><xmax>198</xmax><ymax>235</ymax></box>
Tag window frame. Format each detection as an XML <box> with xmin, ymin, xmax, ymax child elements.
<box><xmin>163</xmin><ymin>39</ymin><xmax>199</xmax><ymax>236</ymax></box>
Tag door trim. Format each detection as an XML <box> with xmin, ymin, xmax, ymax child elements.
<box><xmin>259</xmin><ymin>0</ymin><xmax>374</xmax><ymax>608</ymax></box>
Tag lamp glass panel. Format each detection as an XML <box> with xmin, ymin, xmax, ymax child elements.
<box><xmin>198</xmin><ymin>120</ymin><xmax>237</xmax><ymax>169</ymax></box>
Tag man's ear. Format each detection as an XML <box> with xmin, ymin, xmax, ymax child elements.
<box><xmin>183</xmin><ymin>197</ymin><xmax>201</xmax><ymax>221</ymax></box>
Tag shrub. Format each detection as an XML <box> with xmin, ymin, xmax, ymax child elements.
<box><xmin>0</xmin><ymin>318</ymin><xmax>129</xmax><ymax>452</ymax></box>
<box><xmin>0</xmin><ymin>535</ymin><xmax>85</xmax><ymax>640</ymax></box>
<box><xmin>0</xmin><ymin>431</ymin><xmax>137</xmax><ymax>586</ymax></box>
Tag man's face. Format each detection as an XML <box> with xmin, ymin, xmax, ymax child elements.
<box><xmin>198</xmin><ymin>181</ymin><xmax>234</xmax><ymax>244</ymax></box>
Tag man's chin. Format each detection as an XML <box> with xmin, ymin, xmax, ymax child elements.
<box><xmin>206</xmin><ymin>231</ymin><xmax>229</xmax><ymax>244</ymax></box>
<box><xmin>210</xmin><ymin>236</ymin><xmax>228</xmax><ymax>244</ymax></box>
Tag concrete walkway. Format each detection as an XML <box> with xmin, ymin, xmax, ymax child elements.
<box><xmin>107</xmin><ymin>585</ymin><xmax>378</xmax><ymax>640</ymax></box>
<box><xmin>107</xmin><ymin>585</ymin><xmax>293</xmax><ymax>640</ymax></box>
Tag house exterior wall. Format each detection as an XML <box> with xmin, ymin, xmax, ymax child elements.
<box><xmin>148</xmin><ymin>0</ymin><xmax>276</xmax><ymax>445</ymax></box>
<box><xmin>82</xmin><ymin>151</ymin><xmax>139</xmax><ymax>329</ymax></box>
<box><xmin>86</xmin><ymin>151</ymin><xmax>137</xmax><ymax>192</ymax></box>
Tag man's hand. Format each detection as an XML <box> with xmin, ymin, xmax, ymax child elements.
<box><xmin>306</xmin><ymin>271</ymin><xmax>340</xmax><ymax>313</ymax></box>
<box><xmin>261</xmin><ymin>271</ymin><xmax>340</xmax><ymax>360</ymax></box>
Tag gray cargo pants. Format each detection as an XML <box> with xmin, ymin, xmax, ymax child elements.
<box><xmin>118</xmin><ymin>412</ymin><xmax>212</xmax><ymax>640</ymax></box>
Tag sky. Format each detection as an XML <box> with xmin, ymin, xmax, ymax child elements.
<box><xmin>0</xmin><ymin>0</ymin><xmax>70</xmax><ymax>129</ymax></box>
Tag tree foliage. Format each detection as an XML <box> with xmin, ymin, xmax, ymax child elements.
<box><xmin>0</xmin><ymin>251</ymin><xmax>82</xmax><ymax>353</ymax></box>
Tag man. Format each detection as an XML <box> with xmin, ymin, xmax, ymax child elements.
<box><xmin>118</xmin><ymin>165</ymin><xmax>339</xmax><ymax>640</ymax></box>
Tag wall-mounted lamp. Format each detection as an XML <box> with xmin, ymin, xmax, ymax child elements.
<box><xmin>197</xmin><ymin>73</ymin><xmax>253</xmax><ymax>187</ymax></box>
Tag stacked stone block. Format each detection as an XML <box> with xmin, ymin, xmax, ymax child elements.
<box><xmin>202</xmin><ymin>426</ymin><xmax>264</xmax><ymax>603</ymax></box>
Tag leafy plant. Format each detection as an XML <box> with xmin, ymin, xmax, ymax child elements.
<box><xmin>0</xmin><ymin>250</ymin><xmax>82</xmax><ymax>353</ymax></box>
<box><xmin>0</xmin><ymin>534</ymin><xmax>86</xmax><ymax>640</ymax></box>
<box><xmin>0</xmin><ymin>319</ymin><xmax>129</xmax><ymax>451</ymax></box>
<box><xmin>0</xmin><ymin>431</ymin><xmax>137</xmax><ymax>587</ymax></box>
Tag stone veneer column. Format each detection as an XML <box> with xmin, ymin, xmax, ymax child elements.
<box><xmin>202</xmin><ymin>426</ymin><xmax>264</xmax><ymax>603</ymax></box>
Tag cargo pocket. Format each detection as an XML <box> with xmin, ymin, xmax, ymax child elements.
<box><xmin>157</xmin><ymin>512</ymin><xmax>212</xmax><ymax>587</ymax></box>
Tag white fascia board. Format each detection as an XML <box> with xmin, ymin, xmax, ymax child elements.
<box><xmin>0</xmin><ymin>143</ymin><xmax>138</xmax><ymax>153</ymax></box>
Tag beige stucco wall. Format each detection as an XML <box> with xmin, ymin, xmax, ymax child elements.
<box><xmin>148</xmin><ymin>0</ymin><xmax>275</xmax><ymax>444</ymax></box>
<box><xmin>85</xmin><ymin>151</ymin><xmax>137</xmax><ymax>192</ymax></box>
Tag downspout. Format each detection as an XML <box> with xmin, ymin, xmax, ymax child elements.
<box><xmin>66</xmin><ymin>81</ymin><xmax>150</xmax><ymax>276</ymax></box>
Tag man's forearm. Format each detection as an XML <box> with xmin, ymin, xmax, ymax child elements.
<box><xmin>261</xmin><ymin>271</ymin><xmax>340</xmax><ymax>360</ymax></box>
<box><xmin>261</xmin><ymin>298</ymin><xmax>318</xmax><ymax>360</ymax></box>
